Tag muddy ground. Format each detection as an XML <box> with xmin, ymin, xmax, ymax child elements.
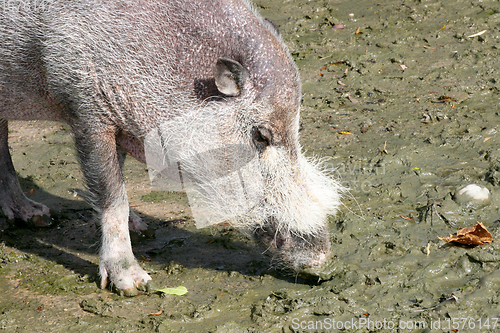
<box><xmin>2</xmin><ymin>0</ymin><xmax>500</xmax><ymax>332</ymax></box>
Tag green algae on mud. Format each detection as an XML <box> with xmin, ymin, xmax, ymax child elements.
<box><xmin>2</xmin><ymin>0</ymin><xmax>500</xmax><ymax>332</ymax></box>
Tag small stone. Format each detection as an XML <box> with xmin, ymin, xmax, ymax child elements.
<box><xmin>454</xmin><ymin>184</ymin><xmax>490</xmax><ymax>207</ymax></box>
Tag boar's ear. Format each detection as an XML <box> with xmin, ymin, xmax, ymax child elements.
<box><xmin>214</xmin><ymin>58</ymin><xmax>249</xmax><ymax>97</ymax></box>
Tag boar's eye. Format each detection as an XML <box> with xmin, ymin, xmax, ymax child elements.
<box><xmin>252</xmin><ymin>126</ymin><xmax>272</xmax><ymax>150</ymax></box>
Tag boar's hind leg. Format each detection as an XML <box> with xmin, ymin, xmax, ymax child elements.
<box><xmin>73</xmin><ymin>124</ymin><xmax>152</xmax><ymax>296</ymax></box>
<box><xmin>0</xmin><ymin>119</ymin><xmax>51</xmax><ymax>226</ymax></box>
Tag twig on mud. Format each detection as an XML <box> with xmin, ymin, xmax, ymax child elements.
<box><xmin>319</xmin><ymin>53</ymin><xmax>335</xmax><ymax>61</ymax></box>
<box><xmin>346</xmin><ymin>94</ymin><xmax>358</xmax><ymax>104</ymax></box>
<box><xmin>381</xmin><ymin>141</ymin><xmax>388</xmax><ymax>154</ymax></box>
<box><xmin>467</xmin><ymin>30</ymin><xmax>487</xmax><ymax>38</ymax></box>
<box><xmin>413</xmin><ymin>294</ymin><xmax>459</xmax><ymax>312</ymax></box>
<box><xmin>420</xmin><ymin>198</ymin><xmax>444</xmax><ymax>226</ymax></box>
<box><xmin>148</xmin><ymin>309</ymin><xmax>164</xmax><ymax>316</ymax></box>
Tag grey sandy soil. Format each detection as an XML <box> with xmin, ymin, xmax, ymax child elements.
<box><xmin>1</xmin><ymin>0</ymin><xmax>500</xmax><ymax>332</ymax></box>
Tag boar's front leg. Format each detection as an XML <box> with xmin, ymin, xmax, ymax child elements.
<box><xmin>116</xmin><ymin>147</ymin><xmax>149</xmax><ymax>234</ymax></box>
<box><xmin>72</xmin><ymin>123</ymin><xmax>152</xmax><ymax>296</ymax></box>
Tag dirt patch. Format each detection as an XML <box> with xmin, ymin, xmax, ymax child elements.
<box><xmin>2</xmin><ymin>0</ymin><xmax>500</xmax><ymax>332</ymax></box>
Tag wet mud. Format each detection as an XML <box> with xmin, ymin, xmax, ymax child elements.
<box><xmin>1</xmin><ymin>0</ymin><xmax>500</xmax><ymax>331</ymax></box>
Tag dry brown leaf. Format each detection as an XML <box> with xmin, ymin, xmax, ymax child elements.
<box><xmin>438</xmin><ymin>222</ymin><xmax>493</xmax><ymax>246</ymax></box>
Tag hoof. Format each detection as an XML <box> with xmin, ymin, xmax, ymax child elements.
<box><xmin>10</xmin><ymin>214</ymin><xmax>53</xmax><ymax>228</ymax></box>
<box><xmin>113</xmin><ymin>286</ymin><xmax>139</xmax><ymax>297</ymax></box>
<box><xmin>30</xmin><ymin>214</ymin><xmax>53</xmax><ymax>228</ymax></box>
<box><xmin>111</xmin><ymin>280</ymin><xmax>156</xmax><ymax>297</ymax></box>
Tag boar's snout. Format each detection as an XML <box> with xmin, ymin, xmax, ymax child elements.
<box><xmin>253</xmin><ymin>220</ymin><xmax>331</xmax><ymax>272</ymax></box>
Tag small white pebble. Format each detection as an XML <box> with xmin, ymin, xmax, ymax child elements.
<box><xmin>455</xmin><ymin>184</ymin><xmax>490</xmax><ymax>206</ymax></box>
